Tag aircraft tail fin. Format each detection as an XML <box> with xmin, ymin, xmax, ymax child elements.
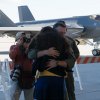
<box><xmin>0</xmin><ymin>10</ymin><xmax>16</xmax><ymax>27</ymax></box>
<box><xmin>18</xmin><ymin>6</ymin><xmax>35</xmax><ymax>22</ymax></box>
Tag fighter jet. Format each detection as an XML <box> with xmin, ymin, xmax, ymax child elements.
<box><xmin>0</xmin><ymin>5</ymin><xmax>100</xmax><ymax>56</ymax></box>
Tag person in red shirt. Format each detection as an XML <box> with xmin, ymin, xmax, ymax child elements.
<box><xmin>9</xmin><ymin>32</ymin><xmax>34</xmax><ymax>100</ymax></box>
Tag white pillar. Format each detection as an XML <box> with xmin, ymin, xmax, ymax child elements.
<box><xmin>74</xmin><ymin>62</ymin><xmax>83</xmax><ymax>90</ymax></box>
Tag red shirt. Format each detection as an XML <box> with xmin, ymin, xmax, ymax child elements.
<box><xmin>9</xmin><ymin>45</ymin><xmax>34</xmax><ymax>89</ymax></box>
<box><xmin>9</xmin><ymin>45</ymin><xmax>32</xmax><ymax>72</ymax></box>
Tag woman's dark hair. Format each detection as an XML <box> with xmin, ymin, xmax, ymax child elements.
<box><xmin>30</xmin><ymin>26</ymin><xmax>70</xmax><ymax>75</ymax></box>
<box><xmin>31</xmin><ymin>26</ymin><xmax>70</xmax><ymax>57</ymax></box>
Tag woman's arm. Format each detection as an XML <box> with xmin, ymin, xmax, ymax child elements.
<box><xmin>28</xmin><ymin>47</ymin><xmax>59</xmax><ymax>59</ymax></box>
<box><xmin>37</xmin><ymin>47</ymin><xmax>59</xmax><ymax>58</ymax></box>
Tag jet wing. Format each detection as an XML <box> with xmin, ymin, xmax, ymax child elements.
<box><xmin>0</xmin><ymin>26</ymin><xmax>84</xmax><ymax>38</ymax></box>
<box><xmin>0</xmin><ymin>9</ymin><xmax>84</xmax><ymax>39</ymax></box>
<box><xmin>65</xmin><ymin>27</ymin><xmax>84</xmax><ymax>38</ymax></box>
<box><xmin>0</xmin><ymin>10</ymin><xmax>42</xmax><ymax>37</ymax></box>
<box><xmin>0</xmin><ymin>27</ymin><xmax>41</xmax><ymax>37</ymax></box>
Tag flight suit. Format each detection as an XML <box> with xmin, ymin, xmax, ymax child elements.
<box><xmin>65</xmin><ymin>36</ymin><xmax>80</xmax><ymax>100</ymax></box>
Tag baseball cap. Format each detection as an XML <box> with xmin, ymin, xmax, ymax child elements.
<box><xmin>15</xmin><ymin>32</ymin><xmax>25</xmax><ymax>41</ymax></box>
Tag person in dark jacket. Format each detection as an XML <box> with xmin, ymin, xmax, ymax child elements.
<box><xmin>53</xmin><ymin>20</ymin><xmax>80</xmax><ymax>100</ymax></box>
<box><xmin>28</xmin><ymin>26</ymin><xmax>70</xmax><ymax>100</ymax></box>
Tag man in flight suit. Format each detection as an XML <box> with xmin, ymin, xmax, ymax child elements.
<box><xmin>53</xmin><ymin>21</ymin><xmax>80</xmax><ymax>100</ymax></box>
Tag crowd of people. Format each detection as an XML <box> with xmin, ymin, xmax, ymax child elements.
<box><xmin>9</xmin><ymin>20</ymin><xmax>80</xmax><ymax>100</ymax></box>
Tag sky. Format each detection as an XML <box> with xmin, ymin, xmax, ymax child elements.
<box><xmin>0</xmin><ymin>0</ymin><xmax>100</xmax><ymax>22</ymax></box>
<box><xmin>0</xmin><ymin>0</ymin><xmax>99</xmax><ymax>60</ymax></box>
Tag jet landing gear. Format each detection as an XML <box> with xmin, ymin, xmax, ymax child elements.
<box><xmin>92</xmin><ymin>49</ymin><xmax>100</xmax><ymax>56</ymax></box>
<box><xmin>92</xmin><ymin>42</ymin><xmax>100</xmax><ymax>56</ymax></box>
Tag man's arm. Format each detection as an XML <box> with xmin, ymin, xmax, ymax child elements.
<box><xmin>64</xmin><ymin>37</ymin><xmax>80</xmax><ymax>70</ymax></box>
<box><xmin>65</xmin><ymin>55</ymin><xmax>76</xmax><ymax>70</ymax></box>
<box><xmin>47</xmin><ymin>60</ymin><xmax>67</xmax><ymax>68</ymax></box>
<box><xmin>72</xmin><ymin>40</ymin><xmax>80</xmax><ymax>59</ymax></box>
<box><xmin>67</xmin><ymin>36</ymin><xmax>80</xmax><ymax>60</ymax></box>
